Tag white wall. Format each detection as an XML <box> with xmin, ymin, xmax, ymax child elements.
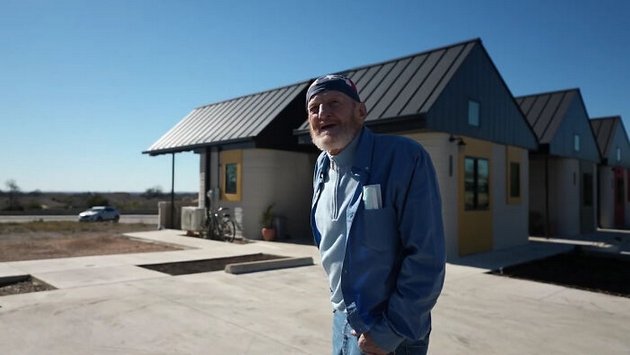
<box><xmin>548</xmin><ymin>158</ymin><xmax>580</xmax><ymax>236</ymax></box>
<box><xmin>492</xmin><ymin>146</ymin><xmax>529</xmax><ymax>249</ymax></box>
<box><xmin>236</xmin><ymin>149</ymin><xmax>315</xmax><ymax>240</ymax></box>
<box><xmin>405</xmin><ymin>132</ymin><xmax>459</xmax><ymax>259</ymax></box>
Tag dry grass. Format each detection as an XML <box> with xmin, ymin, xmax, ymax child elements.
<box><xmin>0</xmin><ymin>221</ymin><xmax>182</xmax><ymax>262</ymax></box>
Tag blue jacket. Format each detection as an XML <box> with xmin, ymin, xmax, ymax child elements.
<box><xmin>311</xmin><ymin>127</ymin><xmax>446</xmax><ymax>351</ymax></box>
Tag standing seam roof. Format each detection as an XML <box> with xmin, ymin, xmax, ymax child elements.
<box><xmin>590</xmin><ymin>116</ymin><xmax>624</xmax><ymax>157</ymax></box>
<box><xmin>296</xmin><ymin>38</ymin><xmax>480</xmax><ymax>131</ymax></box>
<box><xmin>144</xmin><ymin>82</ymin><xmax>309</xmax><ymax>154</ymax></box>
<box><xmin>516</xmin><ymin>89</ymin><xmax>577</xmax><ymax>144</ymax></box>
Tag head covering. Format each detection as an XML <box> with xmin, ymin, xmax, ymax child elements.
<box><xmin>306</xmin><ymin>74</ymin><xmax>361</xmax><ymax>106</ymax></box>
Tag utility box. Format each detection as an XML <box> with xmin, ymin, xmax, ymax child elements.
<box><xmin>158</xmin><ymin>201</ymin><xmax>186</xmax><ymax>229</ymax></box>
<box><xmin>181</xmin><ymin>207</ymin><xmax>206</xmax><ymax>232</ymax></box>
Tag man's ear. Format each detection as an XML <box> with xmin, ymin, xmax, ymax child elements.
<box><xmin>357</xmin><ymin>102</ymin><xmax>367</xmax><ymax>121</ymax></box>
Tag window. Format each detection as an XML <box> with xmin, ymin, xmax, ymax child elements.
<box><xmin>509</xmin><ymin>162</ymin><xmax>520</xmax><ymax>198</ymax></box>
<box><xmin>225</xmin><ymin>163</ymin><xmax>238</xmax><ymax>194</ymax></box>
<box><xmin>574</xmin><ymin>134</ymin><xmax>580</xmax><ymax>152</ymax></box>
<box><xmin>583</xmin><ymin>173</ymin><xmax>593</xmax><ymax>207</ymax></box>
<box><xmin>468</xmin><ymin>100</ymin><xmax>480</xmax><ymax>127</ymax></box>
<box><xmin>220</xmin><ymin>150</ymin><xmax>242</xmax><ymax>201</ymax></box>
<box><xmin>616</xmin><ymin>147</ymin><xmax>622</xmax><ymax>162</ymax></box>
<box><xmin>464</xmin><ymin>157</ymin><xmax>489</xmax><ymax>210</ymax></box>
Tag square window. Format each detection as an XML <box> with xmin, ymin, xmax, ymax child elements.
<box><xmin>574</xmin><ymin>134</ymin><xmax>580</xmax><ymax>152</ymax></box>
<box><xmin>468</xmin><ymin>100</ymin><xmax>480</xmax><ymax>127</ymax></box>
<box><xmin>616</xmin><ymin>147</ymin><xmax>621</xmax><ymax>162</ymax></box>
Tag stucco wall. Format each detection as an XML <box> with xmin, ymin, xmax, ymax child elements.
<box><xmin>548</xmin><ymin>158</ymin><xmax>581</xmax><ymax>236</ymax></box>
<box><xmin>405</xmin><ymin>132</ymin><xmax>458</xmax><ymax>259</ymax></box>
<box><xmin>492</xmin><ymin>146</ymin><xmax>529</xmax><ymax>249</ymax></box>
<box><xmin>239</xmin><ymin>149</ymin><xmax>315</xmax><ymax>240</ymax></box>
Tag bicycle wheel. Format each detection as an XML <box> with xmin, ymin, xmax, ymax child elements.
<box><xmin>220</xmin><ymin>217</ymin><xmax>236</xmax><ymax>242</ymax></box>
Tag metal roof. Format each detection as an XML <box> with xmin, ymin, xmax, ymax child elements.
<box><xmin>296</xmin><ymin>39</ymin><xmax>479</xmax><ymax>131</ymax></box>
<box><xmin>144</xmin><ymin>81</ymin><xmax>309</xmax><ymax>155</ymax></box>
<box><xmin>515</xmin><ymin>89</ymin><xmax>578</xmax><ymax>144</ymax></box>
<box><xmin>590</xmin><ymin>116</ymin><xmax>629</xmax><ymax>158</ymax></box>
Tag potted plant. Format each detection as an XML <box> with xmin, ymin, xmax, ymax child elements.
<box><xmin>260</xmin><ymin>203</ymin><xmax>276</xmax><ymax>241</ymax></box>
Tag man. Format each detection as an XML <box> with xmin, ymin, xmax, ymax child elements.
<box><xmin>307</xmin><ymin>74</ymin><xmax>446</xmax><ymax>355</ymax></box>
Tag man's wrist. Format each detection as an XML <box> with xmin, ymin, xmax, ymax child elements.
<box><xmin>367</xmin><ymin>318</ymin><xmax>404</xmax><ymax>352</ymax></box>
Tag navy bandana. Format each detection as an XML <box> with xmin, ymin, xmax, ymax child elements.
<box><xmin>306</xmin><ymin>74</ymin><xmax>361</xmax><ymax>107</ymax></box>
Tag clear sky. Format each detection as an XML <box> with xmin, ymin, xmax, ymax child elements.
<box><xmin>1</xmin><ymin>0</ymin><xmax>628</xmax><ymax>193</ymax></box>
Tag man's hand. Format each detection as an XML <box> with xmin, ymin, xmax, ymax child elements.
<box><xmin>352</xmin><ymin>330</ymin><xmax>388</xmax><ymax>355</ymax></box>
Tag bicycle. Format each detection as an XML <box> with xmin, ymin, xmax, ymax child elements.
<box><xmin>204</xmin><ymin>205</ymin><xmax>236</xmax><ymax>242</ymax></box>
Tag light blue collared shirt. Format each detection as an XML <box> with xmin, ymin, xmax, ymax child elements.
<box><xmin>314</xmin><ymin>133</ymin><xmax>360</xmax><ymax>311</ymax></box>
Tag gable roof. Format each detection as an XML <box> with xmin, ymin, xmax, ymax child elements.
<box><xmin>590</xmin><ymin>116</ymin><xmax>619</xmax><ymax>157</ymax></box>
<box><xmin>296</xmin><ymin>38</ymin><xmax>480</xmax><ymax>131</ymax></box>
<box><xmin>590</xmin><ymin>116</ymin><xmax>630</xmax><ymax>166</ymax></box>
<box><xmin>515</xmin><ymin>89</ymin><xmax>579</xmax><ymax>144</ymax></box>
<box><xmin>516</xmin><ymin>88</ymin><xmax>600</xmax><ymax>161</ymax></box>
<box><xmin>144</xmin><ymin>81</ymin><xmax>309</xmax><ymax>155</ymax></box>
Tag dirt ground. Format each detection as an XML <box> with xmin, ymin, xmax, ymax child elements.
<box><xmin>0</xmin><ymin>221</ymin><xmax>184</xmax><ymax>296</ymax></box>
<box><xmin>0</xmin><ymin>221</ymin><xmax>182</xmax><ymax>262</ymax></box>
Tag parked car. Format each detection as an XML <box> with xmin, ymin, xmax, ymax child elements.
<box><xmin>78</xmin><ymin>206</ymin><xmax>120</xmax><ymax>222</ymax></box>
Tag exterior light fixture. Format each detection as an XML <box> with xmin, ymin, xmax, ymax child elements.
<box><xmin>449</xmin><ymin>134</ymin><xmax>466</xmax><ymax>146</ymax></box>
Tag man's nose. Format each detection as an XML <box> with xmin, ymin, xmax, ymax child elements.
<box><xmin>318</xmin><ymin>104</ymin><xmax>330</xmax><ymax>118</ymax></box>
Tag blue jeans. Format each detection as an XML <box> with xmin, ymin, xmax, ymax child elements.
<box><xmin>332</xmin><ymin>310</ymin><xmax>429</xmax><ymax>355</ymax></box>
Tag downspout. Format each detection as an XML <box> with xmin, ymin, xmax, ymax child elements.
<box><xmin>204</xmin><ymin>147</ymin><xmax>211</xmax><ymax>209</ymax></box>
<box><xmin>544</xmin><ymin>155</ymin><xmax>550</xmax><ymax>238</ymax></box>
<box><xmin>170</xmin><ymin>153</ymin><xmax>175</xmax><ymax>228</ymax></box>
<box><xmin>596</xmin><ymin>165</ymin><xmax>601</xmax><ymax>228</ymax></box>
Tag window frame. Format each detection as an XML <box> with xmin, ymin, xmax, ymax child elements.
<box><xmin>467</xmin><ymin>100</ymin><xmax>480</xmax><ymax>127</ymax></box>
<box><xmin>574</xmin><ymin>134</ymin><xmax>581</xmax><ymax>152</ymax></box>
<box><xmin>220</xmin><ymin>150</ymin><xmax>243</xmax><ymax>202</ymax></box>
<box><xmin>464</xmin><ymin>156</ymin><xmax>490</xmax><ymax>211</ymax></box>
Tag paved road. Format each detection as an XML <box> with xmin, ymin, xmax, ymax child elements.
<box><xmin>0</xmin><ymin>214</ymin><xmax>158</xmax><ymax>225</ymax></box>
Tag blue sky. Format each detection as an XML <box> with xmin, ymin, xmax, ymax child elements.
<box><xmin>1</xmin><ymin>0</ymin><xmax>628</xmax><ymax>192</ymax></box>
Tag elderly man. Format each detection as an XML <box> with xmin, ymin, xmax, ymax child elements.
<box><xmin>307</xmin><ymin>74</ymin><xmax>446</xmax><ymax>355</ymax></box>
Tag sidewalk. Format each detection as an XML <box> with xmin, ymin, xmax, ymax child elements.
<box><xmin>1</xmin><ymin>230</ymin><xmax>629</xmax><ymax>354</ymax></box>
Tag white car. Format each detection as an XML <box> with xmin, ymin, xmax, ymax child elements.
<box><xmin>78</xmin><ymin>206</ymin><xmax>120</xmax><ymax>222</ymax></box>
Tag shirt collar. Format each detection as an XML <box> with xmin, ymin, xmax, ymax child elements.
<box><xmin>327</xmin><ymin>131</ymin><xmax>361</xmax><ymax>170</ymax></box>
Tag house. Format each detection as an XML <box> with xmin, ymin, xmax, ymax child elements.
<box><xmin>516</xmin><ymin>89</ymin><xmax>600</xmax><ymax>237</ymax></box>
<box><xmin>145</xmin><ymin>38</ymin><xmax>538</xmax><ymax>257</ymax></box>
<box><xmin>296</xmin><ymin>38</ymin><xmax>538</xmax><ymax>257</ymax></box>
<box><xmin>143</xmin><ymin>82</ymin><xmax>318</xmax><ymax>241</ymax></box>
<box><xmin>590</xmin><ymin>116</ymin><xmax>630</xmax><ymax>229</ymax></box>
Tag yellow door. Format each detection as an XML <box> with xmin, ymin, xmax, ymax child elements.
<box><xmin>458</xmin><ymin>138</ymin><xmax>493</xmax><ymax>256</ymax></box>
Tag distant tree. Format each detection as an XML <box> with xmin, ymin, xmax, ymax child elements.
<box><xmin>28</xmin><ymin>189</ymin><xmax>43</xmax><ymax>197</ymax></box>
<box><xmin>86</xmin><ymin>194</ymin><xmax>109</xmax><ymax>207</ymax></box>
<box><xmin>142</xmin><ymin>186</ymin><xmax>164</xmax><ymax>199</ymax></box>
<box><xmin>5</xmin><ymin>179</ymin><xmax>22</xmax><ymax>211</ymax></box>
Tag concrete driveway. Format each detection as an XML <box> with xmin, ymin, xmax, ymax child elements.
<box><xmin>0</xmin><ymin>230</ymin><xmax>629</xmax><ymax>354</ymax></box>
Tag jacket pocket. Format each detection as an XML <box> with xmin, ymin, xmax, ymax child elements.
<box><xmin>362</xmin><ymin>207</ymin><xmax>396</xmax><ymax>251</ymax></box>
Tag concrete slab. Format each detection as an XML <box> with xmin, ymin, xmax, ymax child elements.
<box><xmin>1</xmin><ymin>230</ymin><xmax>629</xmax><ymax>354</ymax></box>
<box><xmin>35</xmin><ymin>265</ymin><xmax>168</xmax><ymax>289</ymax></box>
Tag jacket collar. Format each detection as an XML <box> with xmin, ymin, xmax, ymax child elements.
<box><xmin>315</xmin><ymin>127</ymin><xmax>375</xmax><ymax>185</ymax></box>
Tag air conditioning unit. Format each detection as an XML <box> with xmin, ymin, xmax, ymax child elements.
<box><xmin>181</xmin><ymin>207</ymin><xmax>206</xmax><ymax>232</ymax></box>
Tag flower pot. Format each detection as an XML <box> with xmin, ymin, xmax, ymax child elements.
<box><xmin>261</xmin><ymin>227</ymin><xmax>276</xmax><ymax>241</ymax></box>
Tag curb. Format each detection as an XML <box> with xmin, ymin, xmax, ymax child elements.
<box><xmin>225</xmin><ymin>257</ymin><xmax>314</xmax><ymax>274</ymax></box>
